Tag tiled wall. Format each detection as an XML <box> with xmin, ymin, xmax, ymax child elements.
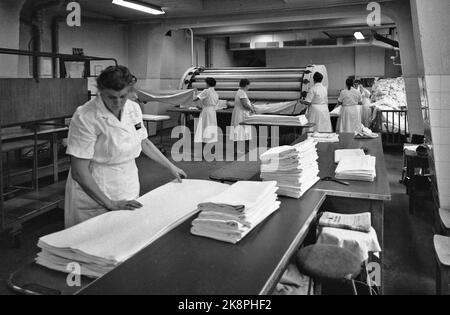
<box><xmin>425</xmin><ymin>74</ymin><xmax>450</xmax><ymax>209</ymax></box>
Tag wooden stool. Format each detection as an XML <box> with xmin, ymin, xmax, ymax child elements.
<box><xmin>296</xmin><ymin>244</ymin><xmax>361</xmax><ymax>295</ymax></box>
<box><xmin>438</xmin><ymin>209</ymin><xmax>450</xmax><ymax>235</ymax></box>
<box><xmin>434</xmin><ymin>235</ymin><xmax>450</xmax><ymax>295</ymax></box>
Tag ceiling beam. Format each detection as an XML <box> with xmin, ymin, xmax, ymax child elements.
<box><xmin>192</xmin><ymin>18</ymin><xmax>395</xmax><ymax>37</ymax></box>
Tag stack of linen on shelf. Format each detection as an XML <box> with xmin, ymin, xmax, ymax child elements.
<box><xmin>335</xmin><ymin>155</ymin><xmax>377</xmax><ymax>182</ymax></box>
<box><xmin>243</xmin><ymin>114</ymin><xmax>309</xmax><ymax>126</ymax></box>
<box><xmin>191</xmin><ymin>181</ymin><xmax>280</xmax><ymax>244</ymax></box>
<box><xmin>35</xmin><ymin>180</ymin><xmax>230</xmax><ymax>278</ymax></box>
<box><xmin>259</xmin><ymin>138</ymin><xmax>320</xmax><ymax>199</ymax></box>
<box><xmin>309</xmin><ymin>132</ymin><xmax>339</xmax><ymax>143</ymax></box>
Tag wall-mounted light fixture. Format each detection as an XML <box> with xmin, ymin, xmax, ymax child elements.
<box><xmin>112</xmin><ymin>0</ymin><xmax>165</xmax><ymax>15</ymax></box>
<box><xmin>353</xmin><ymin>32</ymin><xmax>365</xmax><ymax>40</ymax></box>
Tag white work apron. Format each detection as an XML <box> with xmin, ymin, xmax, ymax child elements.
<box><xmin>230</xmin><ymin>106</ymin><xmax>252</xmax><ymax>141</ymax></box>
<box><xmin>307</xmin><ymin>104</ymin><xmax>332</xmax><ymax>133</ymax></box>
<box><xmin>360</xmin><ymin>99</ymin><xmax>372</xmax><ymax>128</ymax></box>
<box><xmin>338</xmin><ymin>105</ymin><xmax>362</xmax><ymax>133</ymax></box>
<box><xmin>194</xmin><ymin>106</ymin><xmax>218</xmax><ymax>144</ymax></box>
<box><xmin>64</xmin><ymin>160</ymin><xmax>140</xmax><ymax>228</ymax></box>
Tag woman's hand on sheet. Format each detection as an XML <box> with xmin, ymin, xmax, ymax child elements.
<box><xmin>108</xmin><ymin>200</ymin><xmax>143</xmax><ymax>211</ymax></box>
<box><xmin>171</xmin><ymin>166</ymin><xmax>188</xmax><ymax>183</ymax></box>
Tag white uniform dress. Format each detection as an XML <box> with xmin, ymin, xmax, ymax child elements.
<box><xmin>194</xmin><ymin>87</ymin><xmax>219</xmax><ymax>143</ymax></box>
<box><xmin>65</xmin><ymin>96</ymin><xmax>148</xmax><ymax>228</ymax></box>
<box><xmin>305</xmin><ymin>83</ymin><xmax>332</xmax><ymax>132</ymax></box>
<box><xmin>337</xmin><ymin>88</ymin><xmax>363</xmax><ymax>133</ymax></box>
<box><xmin>359</xmin><ymin>87</ymin><xmax>372</xmax><ymax>128</ymax></box>
<box><xmin>230</xmin><ymin>89</ymin><xmax>253</xmax><ymax>141</ymax></box>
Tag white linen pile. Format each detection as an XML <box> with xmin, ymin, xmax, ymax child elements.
<box><xmin>259</xmin><ymin>138</ymin><xmax>320</xmax><ymax>199</ymax></box>
<box><xmin>335</xmin><ymin>156</ymin><xmax>377</xmax><ymax>182</ymax></box>
<box><xmin>308</xmin><ymin>132</ymin><xmax>339</xmax><ymax>143</ymax></box>
<box><xmin>191</xmin><ymin>181</ymin><xmax>281</xmax><ymax>244</ymax></box>
<box><xmin>334</xmin><ymin>149</ymin><xmax>366</xmax><ymax>164</ymax></box>
<box><xmin>36</xmin><ymin>180</ymin><xmax>230</xmax><ymax>278</ymax></box>
<box><xmin>243</xmin><ymin>114</ymin><xmax>309</xmax><ymax>126</ymax></box>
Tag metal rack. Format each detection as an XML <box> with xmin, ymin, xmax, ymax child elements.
<box><xmin>0</xmin><ymin>48</ymin><xmax>116</xmax><ymax>246</ymax></box>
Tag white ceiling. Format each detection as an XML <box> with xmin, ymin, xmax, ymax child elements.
<box><xmin>21</xmin><ymin>0</ymin><xmax>396</xmax><ymax>38</ymax></box>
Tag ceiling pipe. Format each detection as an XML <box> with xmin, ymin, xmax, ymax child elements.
<box><xmin>187</xmin><ymin>27</ymin><xmax>195</xmax><ymax>67</ymax></box>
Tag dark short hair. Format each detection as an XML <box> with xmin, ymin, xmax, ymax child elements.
<box><xmin>205</xmin><ymin>77</ymin><xmax>217</xmax><ymax>87</ymax></box>
<box><xmin>313</xmin><ymin>72</ymin><xmax>323</xmax><ymax>83</ymax></box>
<box><xmin>239</xmin><ymin>79</ymin><xmax>250</xmax><ymax>88</ymax></box>
<box><xmin>96</xmin><ymin>65</ymin><xmax>137</xmax><ymax>91</ymax></box>
<box><xmin>346</xmin><ymin>77</ymin><xmax>355</xmax><ymax>90</ymax></box>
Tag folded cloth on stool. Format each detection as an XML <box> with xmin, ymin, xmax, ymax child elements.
<box><xmin>317</xmin><ymin>227</ymin><xmax>381</xmax><ymax>262</ymax></box>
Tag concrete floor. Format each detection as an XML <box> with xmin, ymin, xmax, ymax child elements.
<box><xmin>0</xmin><ymin>139</ymin><xmax>438</xmax><ymax>295</ymax></box>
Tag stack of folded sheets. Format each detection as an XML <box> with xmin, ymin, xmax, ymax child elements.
<box><xmin>191</xmin><ymin>181</ymin><xmax>280</xmax><ymax>244</ymax></box>
<box><xmin>334</xmin><ymin>149</ymin><xmax>366</xmax><ymax>164</ymax></box>
<box><xmin>259</xmin><ymin>138</ymin><xmax>320</xmax><ymax>199</ymax></box>
<box><xmin>36</xmin><ymin>180</ymin><xmax>230</xmax><ymax>278</ymax></box>
<box><xmin>309</xmin><ymin>132</ymin><xmax>340</xmax><ymax>143</ymax></box>
<box><xmin>335</xmin><ymin>155</ymin><xmax>377</xmax><ymax>182</ymax></box>
<box><xmin>243</xmin><ymin>114</ymin><xmax>309</xmax><ymax>126</ymax></box>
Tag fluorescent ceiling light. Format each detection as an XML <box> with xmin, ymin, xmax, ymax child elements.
<box><xmin>112</xmin><ymin>0</ymin><xmax>165</xmax><ymax>15</ymax></box>
<box><xmin>354</xmin><ymin>32</ymin><xmax>365</xmax><ymax>40</ymax></box>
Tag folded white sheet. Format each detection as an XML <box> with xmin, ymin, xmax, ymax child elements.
<box><xmin>191</xmin><ymin>201</ymin><xmax>281</xmax><ymax>244</ymax></box>
<box><xmin>317</xmin><ymin>227</ymin><xmax>382</xmax><ymax>262</ymax></box>
<box><xmin>334</xmin><ymin>149</ymin><xmax>366</xmax><ymax>164</ymax></box>
<box><xmin>198</xmin><ymin>181</ymin><xmax>278</xmax><ymax>213</ymax></box>
<box><xmin>36</xmin><ymin>180</ymin><xmax>230</xmax><ymax>277</ymax></box>
<box><xmin>335</xmin><ymin>156</ymin><xmax>376</xmax><ymax>182</ymax></box>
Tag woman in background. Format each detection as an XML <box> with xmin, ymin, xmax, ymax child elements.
<box><xmin>301</xmin><ymin>72</ymin><xmax>332</xmax><ymax>132</ymax></box>
<box><xmin>337</xmin><ymin>77</ymin><xmax>363</xmax><ymax>133</ymax></box>
<box><xmin>231</xmin><ymin>79</ymin><xmax>256</xmax><ymax>154</ymax></box>
<box><xmin>355</xmin><ymin>80</ymin><xmax>373</xmax><ymax>128</ymax></box>
<box><xmin>193</xmin><ymin>77</ymin><xmax>219</xmax><ymax>144</ymax></box>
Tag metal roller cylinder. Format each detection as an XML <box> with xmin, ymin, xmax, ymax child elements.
<box><xmin>191</xmin><ymin>81</ymin><xmax>302</xmax><ymax>91</ymax></box>
<box><xmin>194</xmin><ymin>73</ymin><xmax>302</xmax><ymax>81</ymax></box>
<box><xmin>202</xmin><ymin>67</ymin><xmax>306</xmax><ymax>73</ymax></box>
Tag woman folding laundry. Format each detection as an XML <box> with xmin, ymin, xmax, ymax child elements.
<box><xmin>355</xmin><ymin>80</ymin><xmax>373</xmax><ymax>128</ymax></box>
<box><xmin>193</xmin><ymin>77</ymin><xmax>219</xmax><ymax>144</ymax></box>
<box><xmin>301</xmin><ymin>72</ymin><xmax>332</xmax><ymax>132</ymax></box>
<box><xmin>337</xmin><ymin>77</ymin><xmax>363</xmax><ymax>133</ymax></box>
<box><xmin>230</xmin><ymin>79</ymin><xmax>256</xmax><ymax>154</ymax></box>
<box><xmin>64</xmin><ymin>65</ymin><xmax>187</xmax><ymax>228</ymax></box>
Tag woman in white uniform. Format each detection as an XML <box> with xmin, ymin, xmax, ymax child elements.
<box><xmin>301</xmin><ymin>72</ymin><xmax>332</xmax><ymax>132</ymax></box>
<box><xmin>355</xmin><ymin>80</ymin><xmax>372</xmax><ymax>128</ymax></box>
<box><xmin>230</xmin><ymin>79</ymin><xmax>256</xmax><ymax>152</ymax></box>
<box><xmin>337</xmin><ymin>77</ymin><xmax>363</xmax><ymax>133</ymax></box>
<box><xmin>65</xmin><ymin>66</ymin><xmax>187</xmax><ymax>228</ymax></box>
<box><xmin>193</xmin><ymin>77</ymin><xmax>219</xmax><ymax>144</ymax></box>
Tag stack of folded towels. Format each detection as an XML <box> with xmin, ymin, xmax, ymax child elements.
<box><xmin>191</xmin><ymin>181</ymin><xmax>280</xmax><ymax>244</ymax></box>
<box><xmin>259</xmin><ymin>138</ymin><xmax>320</xmax><ymax>199</ymax></box>
<box><xmin>335</xmin><ymin>155</ymin><xmax>377</xmax><ymax>182</ymax></box>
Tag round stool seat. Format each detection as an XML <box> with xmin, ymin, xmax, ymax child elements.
<box><xmin>296</xmin><ymin>244</ymin><xmax>361</xmax><ymax>282</ymax></box>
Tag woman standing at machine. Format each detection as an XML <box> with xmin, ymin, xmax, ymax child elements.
<box><xmin>193</xmin><ymin>77</ymin><xmax>219</xmax><ymax>144</ymax></box>
<box><xmin>301</xmin><ymin>72</ymin><xmax>332</xmax><ymax>132</ymax></box>
<box><xmin>355</xmin><ymin>80</ymin><xmax>372</xmax><ymax>128</ymax></box>
<box><xmin>231</xmin><ymin>79</ymin><xmax>256</xmax><ymax>154</ymax></box>
<box><xmin>65</xmin><ymin>65</ymin><xmax>187</xmax><ymax>228</ymax></box>
<box><xmin>337</xmin><ymin>77</ymin><xmax>363</xmax><ymax>133</ymax></box>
